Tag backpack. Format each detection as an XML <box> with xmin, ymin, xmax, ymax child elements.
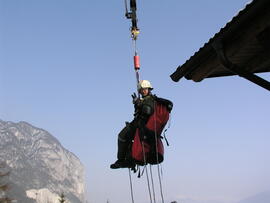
<box><xmin>131</xmin><ymin>97</ymin><xmax>173</xmax><ymax>165</ymax></box>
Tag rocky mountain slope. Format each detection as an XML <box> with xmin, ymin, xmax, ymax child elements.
<box><xmin>0</xmin><ymin>120</ymin><xmax>85</xmax><ymax>203</ymax></box>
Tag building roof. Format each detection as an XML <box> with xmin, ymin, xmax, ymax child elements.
<box><xmin>170</xmin><ymin>0</ymin><xmax>270</xmax><ymax>86</ymax></box>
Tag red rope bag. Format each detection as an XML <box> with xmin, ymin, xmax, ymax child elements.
<box><xmin>131</xmin><ymin>101</ymin><xmax>170</xmax><ymax>165</ymax></box>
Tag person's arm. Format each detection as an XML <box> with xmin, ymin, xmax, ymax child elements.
<box><xmin>137</xmin><ymin>96</ymin><xmax>155</xmax><ymax>123</ymax></box>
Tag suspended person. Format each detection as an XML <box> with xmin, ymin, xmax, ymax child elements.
<box><xmin>110</xmin><ymin>80</ymin><xmax>173</xmax><ymax>169</ymax></box>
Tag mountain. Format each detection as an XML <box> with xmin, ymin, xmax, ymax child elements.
<box><xmin>0</xmin><ymin>120</ymin><xmax>85</xmax><ymax>203</ymax></box>
<box><xmin>237</xmin><ymin>191</ymin><xmax>270</xmax><ymax>203</ymax></box>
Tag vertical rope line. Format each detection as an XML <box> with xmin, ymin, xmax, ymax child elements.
<box><xmin>145</xmin><ymin>165</ymin><xmax>153</xmax><ymax>203</ymax></box>
<box><xmin>163</xmin><ymin>114</ymin><xmax>172</xmax><ymax>145</ymax></box>
<box><xmin>124</xmin><ymin>0</ymin><xmax>128</xmax><ymax>15</ymax></box>
<box><xmin>133</xmin><ymin>39</ymin><xmax>138</xmax><ymax>55</ymax></box>
<box><xmin>135</xmin><ymin>70</ymin><xmax>140</xmax><ymax>97</ymax></box>
<box><xmin>157</xmin><ymin>164</ymin><xmax>165</xmax><ymax>203</ymax></box>
<box><xmin>153</xmin><ymin>101</ymin><xmax>159</xmax><ymax>166</ymax></box>
<box><xmin>142</xmin><ymin>141</ymin><xmax>153</xmax><ymax>203</ymax></box>
<box><xmin>153</xmin><ymin>101</ymin><xmax>165</xmax><ymax>203</ymax></box>
<box><xmin>128</xmin><ymin>168</ymin><xmax>135</xmax><ymax>203</ymax></box>
<box><xmin>149</xmin><ymin>165</ymin><xmax>157</xmax><ymax>203</ymax></box>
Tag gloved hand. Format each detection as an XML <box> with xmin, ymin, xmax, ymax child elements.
<box><xmin>131</xmin><ymin>93</ymin><xmax>139</xmax><ymax>104</ymax></box>
<box><xmin>132</xmin><ymin>93</ymin><xmax>141</xmax><ymax>117</ymax></box>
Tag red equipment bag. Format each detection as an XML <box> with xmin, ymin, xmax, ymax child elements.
<box><xmin>131</xmin><ymin>98</ymin><xmax>172</xmax><ymax>165</ymax></box>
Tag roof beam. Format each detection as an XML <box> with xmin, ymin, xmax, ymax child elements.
<box><xmin>212</xmin><ymin>40</ymin><xmax>270</xmax><ymax>91</ymax></box>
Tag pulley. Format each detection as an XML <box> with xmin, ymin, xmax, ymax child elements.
<box><xmin>125</xmin><ymin>0</ymin><xmax>140</xmax><ymax>40</ymax></box>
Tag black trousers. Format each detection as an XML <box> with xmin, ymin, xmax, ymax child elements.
<box><xmin>117</xmin><ymin>120</ymin><xmax>138</xmax><ymax>160</ymax></box>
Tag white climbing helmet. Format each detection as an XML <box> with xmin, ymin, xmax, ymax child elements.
<box><xmin>137</xmin><ymin>80</ymin><xmax>153</xmax><ymax>90</ymax></box>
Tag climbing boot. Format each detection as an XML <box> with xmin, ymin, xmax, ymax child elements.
<box><xmin>110</xmin><ymin>139</ymin><xmax>129</xmax><ymax>169</ymax></box>
<box><xmin>110</xmin><ymin>159</ymin><xmax>135</xmax><ymax>169</ymax></box>
<box><xmin>110</xmin><ymin>159</ymin><xmax>129</xmax><ymax>169</ymax></box>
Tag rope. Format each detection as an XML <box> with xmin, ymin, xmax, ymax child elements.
<box><xmin>133</xmin><ymin>37</ymin><xmax>138</xmax><ymax>55</ymax></box>
<box><xmin>149</xmin><ymin>165</ymin><xmax>157</xmax><ymax>203</ymax></box>
<box><xmin>128</xmin><ymin>168</ymin><xmax>135</xmax><ymax>203</ymax></box>
<box><xmin>153</xmin><ymin>101</ymin><xmax>165</xmax><ymax>203</ymax></box>
<box><xmin>163</xmin><ymin>114</ymin><xmax>172</xmax><ymax>146</ymax></box>
<box><xmin>124</xmin><ymin>0</ymin><xmax>129</xmax><ymax>16</ymax></box>
<box><xmin>142</xmin><ymin>141</ymin><xmax>153</xmax><ymax>203</ymax></box>
<box><xmin>135</xmin><ymin>70</ymin><xmax>140</xmax><ymax>97</ymax></box>
<box><xmin>157</xmin><ymin>164</ymin><xmax>165</xmax><ymax>203</ymax></box>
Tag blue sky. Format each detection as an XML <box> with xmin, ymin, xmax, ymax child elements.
<box><xmin>1</xmin><ymin>1</ymin><xmax>270</xmax><ymax>203</ymax></box>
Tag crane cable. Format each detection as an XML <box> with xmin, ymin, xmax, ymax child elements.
<box><xmin>125</xmin><ymin>0</ymin><xmax>141</xmax><ymax>96</ymax></box>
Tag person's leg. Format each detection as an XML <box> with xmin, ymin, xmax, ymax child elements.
<box><xmin>110</xmin><ymin>122</ymin><xmax>134</xmax><ymax>169</ymax></box>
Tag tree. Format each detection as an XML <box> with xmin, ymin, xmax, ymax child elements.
<box><xmin>58</xmin><ymin>192</ymin><xmax>66</xmax><ymax>203</ymax></box>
